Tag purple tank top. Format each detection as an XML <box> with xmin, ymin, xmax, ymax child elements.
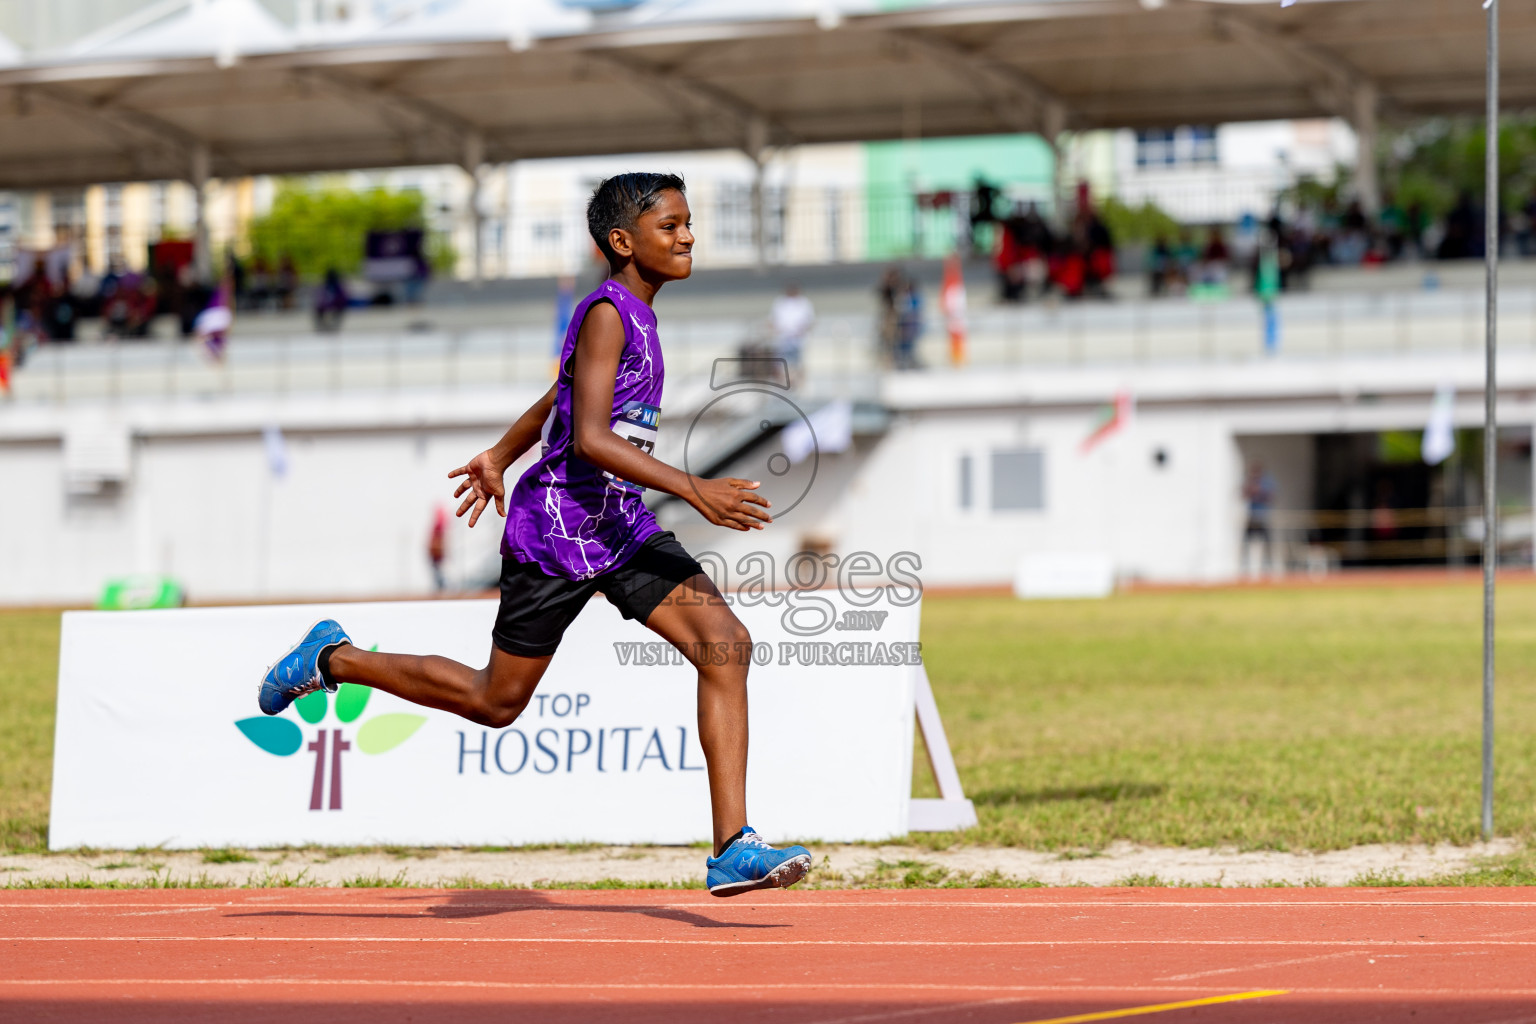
<box><xmin>502</xmin><ymin>280</ymin><xmax>664</xmax><ymax>580</ymax></box>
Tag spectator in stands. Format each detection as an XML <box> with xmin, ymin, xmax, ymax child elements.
<box><xmin>969</xmin><ymin>175</ymin><xmax>1001</xmax><ymax>255</ymax></box>
<box><xmin>768</xmin><ymin>282</ymin><xmax>814</xmax><ymax>380</ymax></box>
<box><xmin>1148</xmin><ymin>236</ymin><xmax>1175</xmax><ymax>297</ymax></box>
<box><xmin>1378</xmin><ymin>193</ymin><xmax>1408</xmax><ymax>260</ymax></box>
<box><xmin>1173</xmin><ymin>230</ymin><xmax>1200</xmax><ymax>290</ymax></box>
<box><xmin>995</xmin><ymin>202</ymin><xmax>1054</xmax><ymax>303</ymax></box>
<box><xmin>995</xmin><ymin>207</ymin><xmax>1027</xmax><ymax>303</ymax></box>
<box><xmin>1198</xmin><ymin>229</ymin><xmax>1230</xmax><ymax>287</ymax></box>
<box><xmin>1404</xmin><ymin>200</ymin><xmax>1429</xmax><ymax>258</ymax></box>
<box><xmin>314</xmin><ymin>268</ymin><xmax>349</xmax><ymax>333</ymax></box>
<box><xmin>248</xmin><ymin>255</ymin><xmax>274</xmax><ymax>311</ymax></box>
<box><xmin>894</xmin><ymin>277</ymin><xmax>923</xmax><ymax>370</ymax></box>
<box><xmin>226</xmin><ymin>252</ymin><xmax>249</xmax><ymax>311</ymax></box>
<box><xmin>877</xmin><ymin>267</ymin><xmax>904</xmax><ymax>368</ymax></box>
<box><xmin>428</xmin><ymin>506</ymin><xmax>448</xmax><ymax>594</ymax></box>
<box><xmin>1438</xmin><ymin>190</ymin><xmax>1479</xmax><ymax>260</ymax></box>
<box><xmin>276</xmin><ymin>255</ymin><xmax>299</xmax><ymax>310</ymax></box>
<box><xmin>1083</xmin><ymin>207</ymin><xmax>1115</xmax><ymax>299</ymax></box>
<box><xmin>1243</xmin><ymin>462</ymin><xmax>1277</xmax><ymax>578</ymax></box>
<box><xmin>1332</xmin><ymin>200</ymin><xmax>1370</xmax><ymax>265</ymax></box>
<box><xmin>0</xmin><ymin>284</ymin><xmax>14</xmax><ymax>397</ymax></box>
<box><xmin>175</xmin><ymin>265</ymin><xmax>212</xmax><ymax>339</ymax></box>
<box><xmin>100</xmin><ymin>263</ymin><xmax>132</xmax><ymax>338</ymax></box>
<box><xmin>45</xmin><ymin>274</ymin><xmax>79</xmax><ymax>342</ymax></box>
<box><xmin>1515</xmin><ymin>187</ymin><xmax>1536</xmax><ymax>258</ymax></box>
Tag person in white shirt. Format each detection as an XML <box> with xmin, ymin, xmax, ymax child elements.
<box><xmin>769</xmin><ymin>283</ymin><xmax>814</xmax><ymax>379</ymax></box>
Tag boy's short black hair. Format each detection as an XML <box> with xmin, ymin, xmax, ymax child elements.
<box><xmin>587</xmin><ymin>172</ymin><xmax>687</xmax><ymax>265</ymax></box>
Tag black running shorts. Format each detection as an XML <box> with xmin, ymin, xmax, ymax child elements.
<box><xmin>491</xmin><ymin>531</ymin><xmax>707</xmax><ymax>658</ymax></box>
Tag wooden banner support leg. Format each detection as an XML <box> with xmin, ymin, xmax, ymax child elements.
<box><xmin>910</xmin><ymin>663</ymin><xmax>978</xmax><ymax>832</ymax></box>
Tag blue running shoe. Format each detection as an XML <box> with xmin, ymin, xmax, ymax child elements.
<box><xmin>706</xmin><ymin>827</ymin><xmax>812</xmax><ymax>898</ymax></box>
<box><xmin>258</xmin><ymin>619</ymin><xmax>351</xmax><ymax>716</ymax></box>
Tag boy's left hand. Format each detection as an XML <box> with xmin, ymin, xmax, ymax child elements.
<box><xmin>448</xmin><ymin>451</ymin><xmax>507</xmax><ymax>528</ymax></box>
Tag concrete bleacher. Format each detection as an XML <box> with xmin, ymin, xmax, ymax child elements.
<box><xmin>9</xmin><ymin>257</ymin><xmax>1536</xmax><ymax>407</ymax></box>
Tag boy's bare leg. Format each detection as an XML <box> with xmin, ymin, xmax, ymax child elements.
<box><xmin>327</xmin><ymin>644</ymin><xmax>551</xmax><ymax>730</ymax></box>
<box><xmin>642</xmin><ymin>573</ymin><xmax>750</xmax><ymax>855</ymax></box>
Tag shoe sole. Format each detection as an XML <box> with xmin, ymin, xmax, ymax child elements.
<box><xmin>256</xmin><ymin>618</ymin><xmax>334</xmax><ymax>716</ymax></box>
<box><xmin>708</xmin><ymin>853</ymin><xmax>812</xmax><ymax>898</ymax></box>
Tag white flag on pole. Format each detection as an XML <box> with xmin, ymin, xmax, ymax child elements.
<box><xmin>1423</xmin><ymin>384</ymin><xmax>1457</xmax><ymax>466</ymax></box>
<box><xmin>782</xmin><ymin>400</ymin><xmax>854</xmax><ymax>465</ymax></box>
<box><xmin>263</xmin><ymin>423</ymin><xmax>289</xmax><ymax>479</ymax></box>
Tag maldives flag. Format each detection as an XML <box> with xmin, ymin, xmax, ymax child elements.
<box><xmin>1081</xmin><ymin>390</ymin><xmax>1135</xmax><ymax>452</ymax></box>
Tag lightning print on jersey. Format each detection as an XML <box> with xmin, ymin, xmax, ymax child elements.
<box><xmin>503</xmin><ymin>281</ymin><xmax>665</xmax><ymax>581</ymax></box>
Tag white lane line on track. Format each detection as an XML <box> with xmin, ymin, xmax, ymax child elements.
<box><xmin>799</xmin><ymin>997</ymin><xmax>1027</xmax><ymax>1024</ymax></box>
<box><xmin>2</xmin><ymin>979</ymin><xmax>1535</xmax><ymax>999</ymax></box>
<box><xmin>1156</xmin><ymin>950</ymin><xmax>1369</xmax><ymax>981</ymax></box>
<box><xmin>6</xmin><ymin>937</ymin><xmax>1536</xmax><ymax>947</ymax></box>
<box><xmin>2</xmin><ymin>900</ymin><xmax>1533</xmax><ymax>910</ymax></box>
<box><xmin>3</xmin><ymin>982</ymin><xmax>1536</xmax><ymax>994</ymax></box>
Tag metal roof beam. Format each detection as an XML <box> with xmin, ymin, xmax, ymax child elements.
<box><xmin>889</xmin><ymin>29</ymin><xmax>1071</xmax><ymax>138</ymax></box>
<box><xmin>292</xmin><ymin>66</ymin><xmax>488</xmax><ymax>162</ymax></box>
<box><xmin>584</xmin><ymin>51</ymin><xmax>790</xmax><ymax>153</ymax></box>
<box><xmin>20</xmin><ymin>85</ymin><xmax>213</xmax><ymax>178</ymax></box>
<box><xmin>1212</xmin><ymin>11</ymin><xmax>1394</xmax><ymax>120</ymax></box>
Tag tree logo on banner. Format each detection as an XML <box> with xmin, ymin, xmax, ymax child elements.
<box><xmin>232</xmin><ymin>646</ymin><xmax>426</xmax><ymax>811</ymax></box>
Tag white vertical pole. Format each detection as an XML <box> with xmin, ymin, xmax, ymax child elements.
<box><xmin>1351</xmin><ymin>81</ymin><xmax>1381</xmax><ymax>215</ymax></box>
<box><xmin>190</xmin><ymin>143</ymin><xmax>211</xmax><ymax>283</ymax></box>
<box><xmin>463</xmin><ymin>133</ymin><xmax>485</xmax><ymax>285</ymax></box>
<box><xmin>1482</xmin><ymin>0</ymin><xmax>1499</xmax><ymax>842</ymax></box>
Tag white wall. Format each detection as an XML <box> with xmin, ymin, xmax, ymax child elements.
<box><xmin>9</xmin><ymin>352</ymin><xmax>1536</xmax><ymax>605</ymax></box>
<box><xmin>0</xmin><ymin>394</ymin><xmax>540</xmax><ymax>605</ymax></box>
<box><xmin>1106</xmin><ymin>118</ymin><xmax>1360</xmax><ymax>224</ymax></box>
<box><xmin>662</xmin><ymin>402</ymin><xmax>1243</xmax><ymax>588</ymax></box>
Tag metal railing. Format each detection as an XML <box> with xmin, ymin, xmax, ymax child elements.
<box><xmin>1246</xmin><ymin>505</ymin><xmax>1535</xmax><ymax>574</ymax></box>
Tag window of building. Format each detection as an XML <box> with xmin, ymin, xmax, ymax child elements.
<box><xmin>715</xmin><ymin>182</ymin><xmax>786</xmax><ymax>253</ymax></box>
<box><xmin>51</xmin><ymin>189</ymin><xmax>86</xmax><ymax>248</ymax></box>
<box><xmin>1187</xmin><ymin>125</ymin><xmax>1218</xmax><ymax>165</ymax></box>
<box><xmin>991</xmin><ymin>449</ymin><xmax>1045</xmax><ymax>511</ymax></box>
<box><xmin>958</xmin><ymin>454</ymin><xmax>973</xmax><ymax>509</ymax></box>
<box><xmin>104</xmin><ymin>184</ymin><xmax>124</xmax><ymax>266</ymax></box>
<box><xmin>1134</xmin><ymin>126</ymin><xmax>1218</xmax><ymax>169</ymax></box>
<box><xmin>1135</xmin><ymin>128</ymin><xmax>1177</xmax><ymax>168</ymax></box>
<box><xmin>0</xmin><ymin>193</ymin><xmax>15</xmax><ymax>280</ymax></box>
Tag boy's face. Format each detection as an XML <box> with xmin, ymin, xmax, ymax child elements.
<box><xmin>610</xmin><ymin>190</ymin><xmax>694</xmax><ymax>280</ymax></box>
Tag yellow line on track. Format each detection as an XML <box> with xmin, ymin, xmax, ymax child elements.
<box><xmin>1014</xmin><ymin>990</ymin><xmax>1289</xmax><ymax>1024</ymax></box>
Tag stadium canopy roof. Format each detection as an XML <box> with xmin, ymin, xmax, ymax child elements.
<box><xmin>0</xmin><ymin>0</ymin><xmax>1528</xmax><ymax>190</ymax></box>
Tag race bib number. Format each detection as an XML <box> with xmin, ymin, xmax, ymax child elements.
<box><xmin>604</xmin><ymin>401</ymin><xmax>660</xmax><ymax>492</ymax></box>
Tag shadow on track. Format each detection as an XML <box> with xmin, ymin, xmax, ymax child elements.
<box><xmin>229</xmin><ymin>888</ymin><xmax>787</xmax><ymax>930</ymax></box>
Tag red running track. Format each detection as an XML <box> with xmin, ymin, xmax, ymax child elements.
<box><xmin>3</xmin><ymin>887</ymin><xmax>1535</xmax><ymax>1023</ymax></box>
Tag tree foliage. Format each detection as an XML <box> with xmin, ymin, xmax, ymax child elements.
<box><xmin>246</xmin><ymin>184</ymin><xmax>455</xmax><ymax>281</ymax></box>
<box><xmin>1385</xmin><ymin>116</ymin><xmax>1536</xmax><ymax>219</ymax></box>
<box><xmin>1096</xmin><ymin>196</ymin><xmax>1183</xmax><ymax>243</ymax></box>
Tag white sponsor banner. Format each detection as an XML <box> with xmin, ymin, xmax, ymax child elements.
<box><xmin>50</xmin><ymin>596</ymin><xmax>920</xmax><ymax>849</ymax></box>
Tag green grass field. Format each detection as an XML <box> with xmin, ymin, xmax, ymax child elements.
<box><xmin>0</xmin><ymin>610</ymin><xmax>59</xmax><ymax>852</ymax></box>
<box><xmin>4</xmin><ymin>584</ymin><xmax>1535</xmax><ymax>857</ymax></box>
<box><xmin>912</xmin><ymin>582</ymin><xmax>1536</xmax><ymax>852</ymax></box>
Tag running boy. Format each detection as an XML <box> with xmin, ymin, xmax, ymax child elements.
<box><xmin>258</xmin><ymin>174</ymin><xmax>811</xmax><ymax>897</ymax></box>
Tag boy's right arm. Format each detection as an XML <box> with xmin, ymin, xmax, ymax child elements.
<box><xmin>448</xmin><ymin>383</ymin><xmax>556</xmax><ymax>527</ymax></box>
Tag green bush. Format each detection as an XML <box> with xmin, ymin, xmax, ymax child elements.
<box><xmin>1097</xmin><ymin>196</ymin><xmax>1182</xmax><ymax>245</ymax></box>
<box><xmin>246</xmin><ymin>183</ymin><xmax>456</xmax><ymax>281</ymax></box>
